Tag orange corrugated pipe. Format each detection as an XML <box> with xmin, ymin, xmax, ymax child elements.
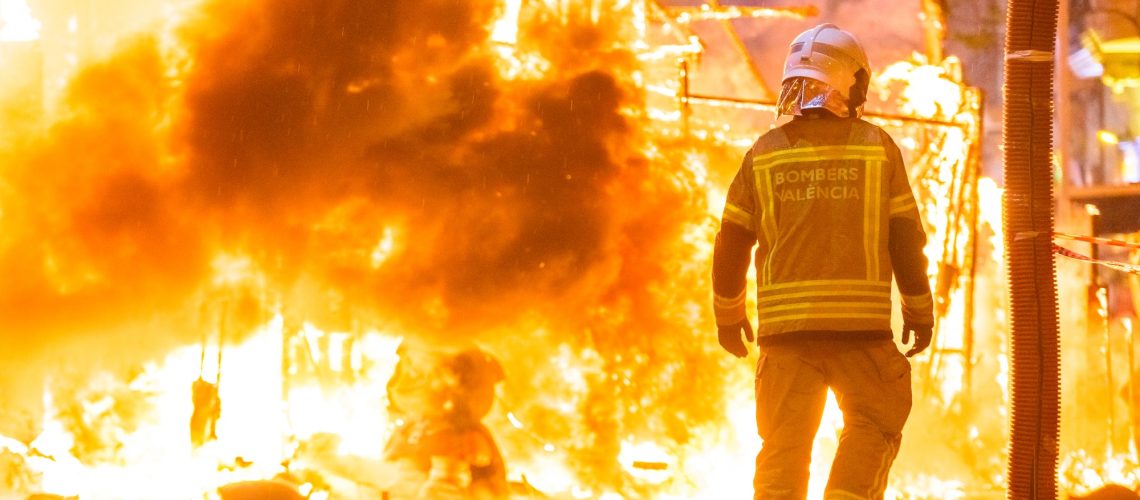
<box><xmin>1002</xmin><ymin>0</ymin><xmax>1061</xmax><ymax>498</ymax></box>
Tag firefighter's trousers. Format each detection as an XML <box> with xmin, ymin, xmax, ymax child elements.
<box><xmin>753</xmin><ymin>338</ymin><xmax>912</xmax><ymax>500</ymax></box>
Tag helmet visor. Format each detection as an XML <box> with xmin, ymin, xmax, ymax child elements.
<box><xmin>776</xmin><ymin>77</ymin><xmax>854</xmax><ymax>118</ymax></box>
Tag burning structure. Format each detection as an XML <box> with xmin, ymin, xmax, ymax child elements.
<box><xmin>0</xmin><ymin>0</ymin><xmax>1133</xmax><ymax>498</ymax></box>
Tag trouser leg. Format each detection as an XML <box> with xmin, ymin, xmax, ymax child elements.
<box><xmin>754</xmin><ymin>345</ymin><xmax>828</xmax><ymax>500</ymax></box>
<box><xmin>825</xmin><ymin>340</ymin><xmax>912</xmax><ymax>500</ymax></box>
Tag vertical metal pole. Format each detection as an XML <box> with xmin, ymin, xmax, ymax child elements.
<box><xmin>1002</xmin><ymin>0</ymin><xmax>1061</xmax><ymax>494</ymax></box>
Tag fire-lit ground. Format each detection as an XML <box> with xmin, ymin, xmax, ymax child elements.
<box><xmin>0</xmin><ymin>0</ymin><xmax>1137</xmax><ymax>498</ymax></box>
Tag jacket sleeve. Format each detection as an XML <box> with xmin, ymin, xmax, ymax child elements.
<box><xmin>712</xmin><ymin>150</ymin><xmax>758</xmax><ymax>326</ymax></box>
<box><xmin>883</xmin><ymin>135</ymin><xmax>934</xmax><ymax>327</ymax></box>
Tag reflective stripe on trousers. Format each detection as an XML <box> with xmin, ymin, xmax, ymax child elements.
<box><xmin>753</xmin><ymin>338</ymin><xmax>911</xmax><ymax>500</ymax></box>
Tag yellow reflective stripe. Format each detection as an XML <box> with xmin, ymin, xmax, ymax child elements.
<box><xmin>714</xmin><ymin>285</ymin><xmax>747</xmax><ymax>326</ymax></box>
<box><xmin>752</xmin><ymin>145</ymin><xmax>885</xmax><ymax>163</ymax></box>
<box><xmin>901</xmin><ymin>290</ymin><xmax>934</xmax><ymax>324</ymax></box>
<box><xmin>863</xmin><ymin>160</ymin><xmax>882</xmax><ymax>280</ymax></box>
<box><xmin>823</xmin><ymin>489</ymin><xmax>869</xmax><ymax>500</ymax></box>
<box><xmin>889</xmin><ymin>193</ymin><xmax>917</xmax><ymax>216</ymax></box>
<box><xmin>889</xmin><ymin>193</ymin><xmax>911</xmax><ymax>204</ymax></box>
<box><xmin>759</xmin><ymin>301</ymin><xmax>890</xmax><ymax>314</ymax></box>
<box><xmin>759</xmin><ymin>279</ymin><xmax>890</xmax><ymax>292</ymax></box>
<box><xmin>755</xmin><ymin>169</ymin><xmax>778</xmax><ymax>286</ymax></box>
<box><xmin>863</xmin><ymin>162</ymin><xmax>874</xmax><ymax>279</ymax></box>
<box><xmin>900</xmin><ymin>291</ymin><xmax>933</xmax><ymax>308</ymax></box>
<box><xmin>722</xmin><ymin>203</ymin><xmax>754</xmax><ymax>229</ymax></box>
<box><xmin>757</xmin><ymin>290</ymin><xmax>891</xmax><ymax>303</ymax></box>
<box><xmin>714</xmin><ymin>289</ymin><xmax>747</xmax><ymax>308</ymax></box>
<box><xmin>753</xmin><ymin>152</ymin><xmax>889</xmax><ymax>171</ymax></box>
<box><xmin>889</xmin><ymin>200</ymin><xmax>916</xmax><ymax>216</ymax></box>
<box><xmin>869</xmin><ymin>438</ymin><xmax>899</xmax><ymax>498</ymax></box>
<box><xmin>758</xmin><ymin>312</ymin><xmax>892</xmax><ymax>324</ymax></box>
<box><xmin>715</xmin><ymin>302</ymin><xmax>747</xmax><ymax>325</ymax></box>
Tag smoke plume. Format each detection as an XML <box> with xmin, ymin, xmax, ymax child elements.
<box><xmin>0</xmin><ymin>0</ymin><xmax>728</xmax><ymax>490</ymax></box>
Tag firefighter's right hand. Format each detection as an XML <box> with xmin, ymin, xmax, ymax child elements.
<box><xmin>718</xmin><ymin>319</ymin><xmax>754</xmax><ymax>358</ymax></box>
<box><xmin>902</xmin><ymin>323</ymin><xmax>933</xmax><ymax>357</ymax></box>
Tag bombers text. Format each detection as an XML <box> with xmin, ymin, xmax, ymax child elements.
<box><xmin>773</xmin><ymin>166</ymin><xmax>862</xmax><ymax>202</ymax></box>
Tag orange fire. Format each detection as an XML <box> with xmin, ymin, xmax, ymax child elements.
<box><xmin>1</xmin><ymin>0</ymin><xmax>1134</xmax><ymax>498</ymax></box>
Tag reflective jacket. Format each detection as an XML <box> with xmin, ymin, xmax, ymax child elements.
<box><xmin>713</xmin><ymin>115</ymin><xmax>933</xmax><ymax>341</ymax></box>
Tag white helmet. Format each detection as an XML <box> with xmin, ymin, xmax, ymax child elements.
<box><xmin>782</xmin><ymin>24</ymin><xmax>871</xmax><ymax>108</ymax></box>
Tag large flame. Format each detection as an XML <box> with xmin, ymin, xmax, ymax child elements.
<box><xmin>0</xmin><ymin>0</ymin><xmax>724</xmax><ymax>496</ymax></box>
<box><xmin>1</xmin><ymin>0</ymin><xmax>1125</xmax><ymax>499</ymax></box>
<box><xmin>0</xmin><ymin>0</ymin><xmax>39</xmax><ymax>42</ymax></box>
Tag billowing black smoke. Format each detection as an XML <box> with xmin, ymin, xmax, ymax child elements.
<box><xmin>174</xmin><ymin>0</ymin><xmax>689</xmax><ymax>337</ymax></box>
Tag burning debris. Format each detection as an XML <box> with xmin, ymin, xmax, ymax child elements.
<box><xmin>383</xmin><ymin>344</ymin><xmax>507</xmax><ymax>498</ymax></box>
<box><xmin>0</xmin><ymin>0</ymin><xmax>731</xmax><ymax>496</ymax></box>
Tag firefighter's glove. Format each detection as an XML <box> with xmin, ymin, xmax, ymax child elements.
<box><xmin>902</xmin><ymin>323</ymin><xmax>933</xmax><ymax>357</ymax></box>
<box><xmin>717</xmin><ymin>319</ymin><xmax>754</xmax><ymax>358</ymax></box>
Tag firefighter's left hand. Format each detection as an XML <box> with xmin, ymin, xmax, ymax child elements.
<box><xmin>718</xmin><ymin>319</ymin><xmax>754</xmax><ymax>358</ymax></box>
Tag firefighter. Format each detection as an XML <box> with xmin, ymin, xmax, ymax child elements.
<box><xmin>711</xmin><ymin>24</ymin><xmax>934</xmax><ymax>500</ymax></box>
